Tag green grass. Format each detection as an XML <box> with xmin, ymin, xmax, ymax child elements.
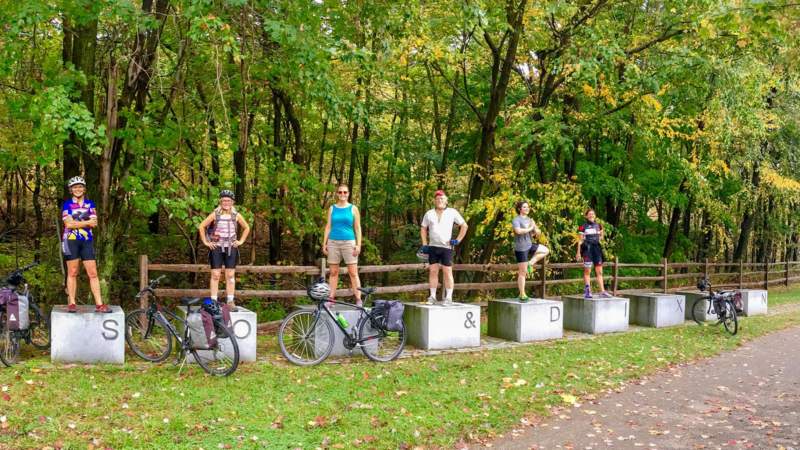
<box><xmin>2</xmin><ymin>290</ymin><xmax>800</xmax><ymax>449</ymax></box>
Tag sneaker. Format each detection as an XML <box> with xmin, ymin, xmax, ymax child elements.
<box><xmin>355</xmin><ymin>299</ymin><xmax>364</xmax><ymax>308</ymax></box>
<box><xmin>67</xmin><ymin>303</ymin><xmax>77</xmax><ymax>313</ymax></box>
<box><xmin>442</xmin><ymin>298</ymin><xmax>453</xmax><ymax>306</ymax></box>
<box><xmin>324</xmin><ymin>298</ymin><xmax>335</xmax><ymax>309</ymax></box>
<box><xmin>425</xmin><ymin>296</ymin><xmax>437</xmax><ymax>305</ymax></box>
<box><xmin>600</xmin><ymin>291</ymin><xmax>613</xmax><ymax>298</ymax></box>
<box><xmin>583</xmin><ymin>286</ymin><xmax>592</xmax><ymax>299</ymax></box>
<box><xmin>95</xmin><ymin>304</ymin><xmax>112</xmax><ymax>314</ymax></box>
<box><xmin>518</xmin><ymin>296</ymin><xmax>529</xmax><ymax>303</ymax></box>
<box><xmin>226</xmin><ymin>300</ymin><xmax>238</xmax><ymax>312</ymax></box>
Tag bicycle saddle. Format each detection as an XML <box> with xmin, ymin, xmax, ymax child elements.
<box><xmin>358</xmin><ymin>287</ymin><xmax>376</xmax><ymax>295</ymax></box>
<box><xmin>180</xmin><ymin>297</ymin><xmax>202</xmax><ymax>306</ymax></box>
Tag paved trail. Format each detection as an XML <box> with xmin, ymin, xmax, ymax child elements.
<box><xmin>487</xmin><ymin>325</ymin><xmax>800</xmax><ymax>450</ymax></box>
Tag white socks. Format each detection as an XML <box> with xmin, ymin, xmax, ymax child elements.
<box><xmin>429</xmin><ymin>288</ymin><xmax>437</xmax><ymax>298</ymax></box>
<box><xmin>227</xmin><ymin>294</ymin><xmax>234</xmax><ymax>303</ymax></box>
<box><xmin>445</xmin><ymin>288</ymin><xmax>453</xmax><ymax>300</ymax></box>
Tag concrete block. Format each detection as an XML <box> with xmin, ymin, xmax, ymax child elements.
<box><xmin>487</xmin><ymin>298</ymin><xmax>563</xmax><ymax>342</ymax></box>
<box><xmin>177</xmin><ymin>306</ymin><xmax>258</xmax><ymax>363</ymax></box>
<box><xmin>403</xmin><ymin>302</ymin><xmax>480</xmax><ymax>350</ymax></box>
<box><xmin>51</xmin><ymin>305</ymin><xmax>125</xmax><ymax>364</ymax></box>
<box><xmin>562</xmin><ymin>295</ymin><xmax>629</xmax><ymax>334</ymax></box>
<box><xmin>738</xmin><ymin>289</ymin><xmax>768</xmax><ymax>316</ymax></box>
<box><xmin>676</xmin><ymin>290</ymin><xmax>717</xmax><ymax>322</ymax></box>
<box><xmin>627</xmin><ymin>293</ymin><xmax>686</xmax><ymax>328</ymax></box>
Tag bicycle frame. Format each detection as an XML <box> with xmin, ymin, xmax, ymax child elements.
<box><xmin>309</xmin><ymin>298</ymin><xmax>385</xmax><ymax>348</ymax></box>
<box><xmin>140</xmin><ymin>296</ymin><xmax>195</xmax><ymax>352</ymax></box>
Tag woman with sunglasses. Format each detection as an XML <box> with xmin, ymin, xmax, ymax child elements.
<box><xmin>322</xmin><ymin>184</ymin><xmax>363</xmax><ymax>306</ymax></box>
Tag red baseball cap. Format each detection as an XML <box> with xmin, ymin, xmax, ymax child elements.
<box><xmin>434</xmin><ymin>190</ymin><xmax>446</xmax><ymax>198</ymax></box>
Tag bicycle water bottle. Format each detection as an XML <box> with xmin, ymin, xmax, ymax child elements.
<box><xmin>335</xmin><ymin>313</ymin><xmax>350</xmax><ymax>329</ymax></box>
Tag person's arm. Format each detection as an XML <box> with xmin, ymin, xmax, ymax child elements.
<box><xmin>455</xmin><ymin>222</ymin><xmax>468</xmax><ymax>242</ymax></box>
<box><xmin>322</xmin><ymin>207</ymin><xmax>332</xmax><ymax>255</ymax></box>
<box><xmin>352</xmin><ymin>206</ymin><xmax>362</xmax><ymax>256</ymax></box>
<box><xmin>235</xmin><ymin>214</ymin><xmax>251</xmax><ymax>246</ymax></box>
<box><xmin>576</xmin><ymin>232</ymin><xmax>584</xmax><ymax>261</ymax></box>
<box><xmin>420</xmin><ymin>212</ymin><xmax>429</xmax><ymax>246</ymax></box>
<box><xmin>529</xmin><ymin>220</ymin><xmax>541</xmax><ymax>236</ymax></box>
<box><xmin>512</xmin><ymin>218</ymin><xmax>527</xmax><ymax>235</ymax></box>
<box><xmin>198</xmin><ymin>212</ymin><xmax>218</xmax><ymax>249</ymax></box>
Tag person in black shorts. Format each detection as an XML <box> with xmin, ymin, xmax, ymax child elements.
<box><xmin>61</xmin><ymin>176</ymin><xmax>111</xmax><ymax>313</ymax></box>
<box><xmin>576</xmin><ymin>208</ymin><xmax>611</xmax><ymax>298</ymax></box>
<box><xmin>199</xmin><ymin>190</ymin><xmax>250</xmax><ymax>310</ymax></box>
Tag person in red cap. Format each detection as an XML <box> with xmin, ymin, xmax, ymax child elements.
<box><xmin>420</xmin><ymin>190</ymin><xmax>468</xmax><ymax>305</ymax></box>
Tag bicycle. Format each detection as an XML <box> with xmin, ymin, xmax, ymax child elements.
<box><xmin>124</xmin><ymin>275</ymin><xmax>240</xmax><ymax>376</ymax></box>
<box><xmin>0</xmin><ymin>262</ymin><xmax>51</xmax><ymax>367</ymax></box>
<box><xmin>692</xmin><ymin>278</ymin><xmax>739</xmax><ymax>335</ymax></box>
<box><xmin>278</xmin><ymin>283</ymin><xmax>406</xmax><ymax>366</ymax></box>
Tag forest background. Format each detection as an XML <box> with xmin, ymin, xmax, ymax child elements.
<box><xmin>1</xmin><ymin>0</ymin><xmax>799</xmax><ymax>311</ymax></box>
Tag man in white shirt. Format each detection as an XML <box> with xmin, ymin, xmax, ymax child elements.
<box><xmin>420</xmin><ymin>190</ymin><xmax>468</xmax><ymax>305</ymax></box>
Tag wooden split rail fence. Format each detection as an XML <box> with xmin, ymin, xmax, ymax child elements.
<box><xmin>139</xmin><ymin>255</ymin><xmax>800</xmax><ymax>306</ymax></box>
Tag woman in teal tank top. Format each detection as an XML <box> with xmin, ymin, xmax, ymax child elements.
<box><xmin>322</xmin><ymin>184</ymin><xmax>363</xmax><ymax>305</ymax></box>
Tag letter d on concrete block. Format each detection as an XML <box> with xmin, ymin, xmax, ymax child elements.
<box><xmin>51</xmin><ymin>305</ymin><xmax>125</xmax><ymax>364</ymax></box>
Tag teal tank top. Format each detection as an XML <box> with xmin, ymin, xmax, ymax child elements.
<box><xmin>329</xmin><ymin>204</ymin><xmax>356</xmax><ymax>240</ymax></box>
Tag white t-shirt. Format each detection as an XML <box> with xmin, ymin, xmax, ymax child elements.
<box><xmin>421</xmin><ymin>208</ymin><xmax>466</xmax><ymax>248</ymax></box>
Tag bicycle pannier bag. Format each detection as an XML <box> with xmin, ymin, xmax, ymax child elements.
<box><xmin>188</xmin><ymin>309</ymin><xmax>217</xmax><ymax>349</ymax></box>
<box><xmin>372</xmin><ymin>300</ymin><xmax>404</xmax><ymax>332</ymax></box>
<box><xmin>1</xmin><ymin>288</ymin><xmax>29</xmax><ymax>331</ymax></box>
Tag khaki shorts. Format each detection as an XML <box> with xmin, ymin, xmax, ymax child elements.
<box><xmin>327</xmin><ymin>240</ymin><xmax>358</xmax><ymax>265</ymax></box>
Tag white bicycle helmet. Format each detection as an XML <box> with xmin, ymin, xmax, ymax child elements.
<box><xmin>308</xmin><ymin>280</ymin><xmax>331</xmax><ymax>302</ymax></box>
<box><xmin>67</xmin><ymin>176</ymin><xmax>86</xmax><ymax>187</ymax></box>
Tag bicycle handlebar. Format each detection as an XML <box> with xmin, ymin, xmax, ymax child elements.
<box><xmin>135</xmin><ymin>275</ymin><xmax>167</xmax><ymax>298</ymax></box>
<box><xmin>3</xmin><ymin>262</ymin><xmax>39</xmax><ymax>286</ymax></box>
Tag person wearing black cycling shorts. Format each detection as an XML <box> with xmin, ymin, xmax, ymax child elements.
<box><xmin>576</xmin><ymin>208</ymin><xmax>611</xmax><ymax>298</ymax></box>
<box><xmin>61</xmin><ymin>176</ymin><xmax>111</xmax><ymax>313</ymax></box>
<box><xmin>199</xmin><ymin>190</ymin><xmax>250</xmax><ymax>310</ymax></box>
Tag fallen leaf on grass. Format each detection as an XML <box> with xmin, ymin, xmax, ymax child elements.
<box><xmin>560</xmin><ymin>394</ymin><xmax>578</xmax><ymax>405</ymax></box>
<box><xmin>271</xmin><ymin>416</ymin><xmax>284</xmax><ymax>429</ymax></box>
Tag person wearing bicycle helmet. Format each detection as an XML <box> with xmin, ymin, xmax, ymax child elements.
<box><xmin>199</xmin><ymin>189</ymin><xmax>250</xmax><ymax>310</ymax></box>
<box><xmin>62</xmin><ymin>176</ymin><xmax>111</xmax><ymax>313</ymax></box>
<box><xmin>321</xmin><ymin>184</ymin><xmax>363</xmax><ymax>306</ymax></box>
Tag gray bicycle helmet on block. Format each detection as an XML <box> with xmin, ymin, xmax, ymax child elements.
<box><xmin>219</xmin><ymin>189</ymin><xmax>235</xmax><ymax>200</ymax></box>
<box><xmin>67</xmin><ymin>176</ymin><xmax>86</xmax><ymax>187</ymax></box>
<box><xmin>416</xmin><ymin>245</ymin><xmax>430</xmax><ymax>263</ymax></box>
<box><xmin>308</xmin><ymin>280</ymin><xmax>331</xmax><ymax>302</ymax></box>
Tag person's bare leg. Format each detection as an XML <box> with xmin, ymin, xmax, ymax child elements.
<box><xmin>83</xmin><ymin>260</ymin><xmax>103</xmax><ymax>305</ymax></box>
<box><xmin>443</xmin><ymin>266</ymin><xmax>455</xmax><ymax>302</ymax></box>
<box><xmin>530</xmin><ymin>246</ymin><xmax>550</xmax><ymax>266</ymax></box>
<box><xmin>517</xmin><ymin>262</ymin><xmax>528</xmax><ymax>298</ymax></box>
<box><xmin>428</xmin><ymin>264</ymin><xmax>440</xmax><ymax>302</ymax></box>
<box><xmin>225</xmin><ymin>268</ymin><xmax>236</xmax><ymax>304</ymax></box>
<box><xmin>583</xmin><ymin>267</ymin><xmax>592</xmax><ymax>287</ymax></box>
<box><xmin>347</xmin><ymin>264</ymin><xmax>362</xmax><ymax>305</ymax></box>
<box><xmin>596</xmin><ymin>265</ymin><xmax>606</xmax><ymax>292</ymax></box>
<box><xmin>328</xmin><ymin>264</ymin><xmax>340</xmax><ymax>300</ymax></box>
<box><xmin>66</xmin><ymin>260</ymin><xmax>80</xmax><ymax>305</ymax></box>
<box><xmin>210</xmin><ymin>269</ymin><xmax>222</xmax><ymax>299</ymax></box>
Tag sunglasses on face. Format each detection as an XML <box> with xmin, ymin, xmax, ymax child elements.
<box><xmin>338</xmin><ymin>191</ymin><xmax>349</xmax><ymax>194</ymax></box>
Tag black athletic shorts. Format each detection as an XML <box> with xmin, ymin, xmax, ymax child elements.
<box><xmin>209</xmin><ymin>247</ymin><xmax>239</xmax><ymax>269</ymax></box>
<box><xmin>514</xmin><ymin>244</ymin><xmax>540</xmax><ymax>263</ymax></box>
<box><xmin>428</xmin><ymin>246</ymin><xmax>453</xmax><ymax>266</ymax></box>
<box><xmin>63</xmin><ymin>240</ymin><xmax>96</xmax><ymax>261</ymax></box>
<box><xmin>581</xmin><ymin>243</ymin><xmax>604</xmax><ymax>267</ymax></box>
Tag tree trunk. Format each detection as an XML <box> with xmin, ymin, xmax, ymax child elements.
<box><xmin>733</xmin><ymin>163</ymin><xmax>761</xmax><ymax>261</ymax></box>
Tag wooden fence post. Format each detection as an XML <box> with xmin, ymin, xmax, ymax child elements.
<box><xmin>539</xmin><ymin>258</ymin><xmax>546</xmax><ymax>299</ymax></box>
<box><xmin>318</xmin><ymin>257</ymin><xmax>327</xmax><ymax>281</ymax></box>
<box><xmin>785</xmin><ymin>261</ymin><xmax>790</xmax><ymax>287</ymax></box>
<box><xmin>764</xmin><ymin>260</ymin><xmax>769</xmax><ymax>290</ymax></box>
<box><xmin>139</xmin><ymin>255</ymin><xmax>149</xmax><ymax>309</ymax></box>
<box><xmin>738</xmin><ymin>260</ymin><xmax>744</xmax><ymax>289</ymax></box>
<box><xmin>612</xmin><ymin>256</ymin><xmax>619</xmax><ymax>295</ymax></box>
<box><xmin>662</xmin><ymin>258</ymin><xmax>668</xmax><ymax>293</ymax></box>
<box><xmin>704</xmin><ymin>258</ymin><xmax>710</xmax><ymax>282</ymax></box>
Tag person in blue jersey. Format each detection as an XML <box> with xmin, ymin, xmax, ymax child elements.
<box><xmin>61</xmin><ymin>176</ymin><xmax>111</xmax><ymax>313</ymax></box>
<box><xmin>576</xmin><ymin>208</ymin><xmax>611</xmax><ymax>298</ymax></box>
<box><xmin>322</xmin><ymin>184</ymin><xmax>363</xmax><ymax>306</ymax></box>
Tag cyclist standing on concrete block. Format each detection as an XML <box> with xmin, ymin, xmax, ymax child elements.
<box><xmin>199</xmin><ymin>190</ymin><xmax>250</xmax><ymax>311</ymax></box>
<box><xmin>420</xmin><ymin>190</ymin><xmax>468</xmax><ymax>305</ymax></box>
<box><xmin>576</xmin><ymin>208</ymin><xmax>611</xmax><ymax>299</ymax></box>
<box><xmin>321</xmin><ymin>183</ymin><xmax>363</xmax><ymax>306</ymax></box>
<box><xmin>512</xmin><ymin>200</ymin><xmax>550</xmax><ymax>302</ymax></box>
<box><xmin>62</xmin><ymin>176</ymin><xmax>111</xmax><ymax>313</ymax></box>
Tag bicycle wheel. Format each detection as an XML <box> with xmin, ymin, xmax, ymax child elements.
<box><xmin>691</xmin><ymin>298</ymin><xmax>709</xmax><ymax>325</ymax></box>
<box><xmin>191</xmin><ymin>322</ymin><xmax>239</xmax><ymax>377</ymax></box>
<box><xmin>359</xmin><ymin>315</ymin><xmax>406</xmax><ymax>362</ymax></box>
<box><xmin>125</xmin><ymin>309</ymin><xmax>172</xmax><ymax>362</ymax></box>
<box><xmin>721</xmin><ymin>301</ymin><xmax>738</xmax><ymax>335</ymax></box>
<box><xmin>0</xmin><ymin>312</ymin><xmax>20</xmax><ymax>366</ymax></box>
<box><xmin>278</xmin><ymin>309</ymin><xmax>334</xmax><ymax>366</ymax></box>
<box><xmin>28</xmin><ymin>303</ymin><xmax>51</xmax><ymax>350</ymax></box>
